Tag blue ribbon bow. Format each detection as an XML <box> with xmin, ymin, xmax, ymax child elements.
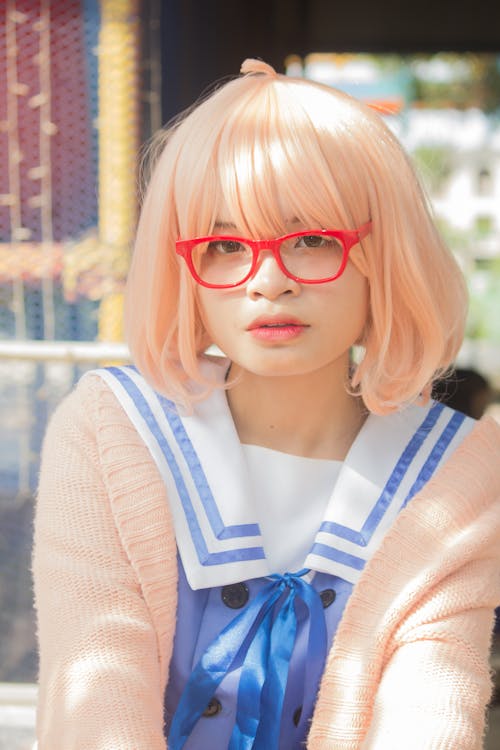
<box><xmin>168</xmin><ymin>569</ymin><xmax>327</xmax><ymax>749</ymax></box>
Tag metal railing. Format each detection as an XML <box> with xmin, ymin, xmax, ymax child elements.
<box><xmin>0</xmin><ymin>340</ymin><xmax>130</xmax><ymax>362</ymax></box>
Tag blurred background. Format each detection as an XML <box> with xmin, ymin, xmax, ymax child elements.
<box><xmin>1</xmin><ymin>1</ymin><xmax>499</xmax><ymax>747</ymax></box>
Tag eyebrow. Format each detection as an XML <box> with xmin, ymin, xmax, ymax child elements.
<box><xmin>213</xmin><ymin>221</ymin><xmax>237</xmax><ymax>230</ymax></box>
<box><xmin>213</xmin><ymin>218</ymin><xmax>302</xmax><ymax>232</ymax></box>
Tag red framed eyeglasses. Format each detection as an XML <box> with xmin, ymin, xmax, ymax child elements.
<box><xmin>175</xmin><ymin>222</ymin><xmax>372</xmax><ymax>289</ymax></box>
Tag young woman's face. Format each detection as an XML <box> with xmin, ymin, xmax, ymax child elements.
<box><xmin>196</xmin><ymin>219</ymin><xmax>369</xmax><ymax>382</ymax></box>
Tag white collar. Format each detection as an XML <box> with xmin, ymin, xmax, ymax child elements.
<box><xmin>91</xmin><ymin>360</ymin><xmax>474</xmax><ymax>590</ymax></box>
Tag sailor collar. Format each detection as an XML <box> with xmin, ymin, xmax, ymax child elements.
<box><xmin>91</xmin><ymin>360</ymin><xmax>474</xmax><ymax>590</ymax></box>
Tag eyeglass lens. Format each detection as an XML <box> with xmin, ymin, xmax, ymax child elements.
<box><xmin>191</xmin><ymin>234</ymin><xmax>345</xmax><ymax>286</ymax></box>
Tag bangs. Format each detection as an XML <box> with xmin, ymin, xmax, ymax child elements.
<box><xmin>173</xmin><ymin>78</ymin><xmax>373</xmax><ymax>240</ymax></box>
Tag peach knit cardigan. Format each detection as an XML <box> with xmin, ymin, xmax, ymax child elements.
<box><xmin>33</xmin><ymin>375</ymin><xmax>500</xmax><ymax>749</ymax></box>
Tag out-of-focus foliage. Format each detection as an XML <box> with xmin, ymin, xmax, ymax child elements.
<box><xmin>411</xmin><ymin>54</ymin><xmax>500</xmax><ymax>112</ymax></box>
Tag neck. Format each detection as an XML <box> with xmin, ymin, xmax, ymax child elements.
<box><xmin>226</xmin><ymin>360</ymin><xmax>367</xmax><ymax>461</ymax></box>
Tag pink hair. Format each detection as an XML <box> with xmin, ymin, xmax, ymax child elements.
<box><xmin>125</xmin><ymin>62</ymin><xmax>467</xmax><ymax>414</ymax></box>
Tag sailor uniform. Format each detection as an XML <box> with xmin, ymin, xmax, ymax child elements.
<box><xmin>91</xmin><ymin>358</ymin><xmax>475</xmax><ymax>750</ymax></box>
<box><xmin>164</xmin><ymin>442</ymin><xmax>344</xmax><ymax>749</ymax></box>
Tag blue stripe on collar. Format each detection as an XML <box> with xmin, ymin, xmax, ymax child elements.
<box><xmin>306</xmin><ymin>402</ymin><xmax>472</xmax><ymax>582</ymax></box>
<box><xmin>308</xmin><ymin>543</ymin><xmax>366</xmax><ymax>570</ymax></box>
<box><xmin>156</xmin><ymin>392</ymin><xmax>260</xmax><ymax>541</ymax></box>
<box><xmin>96</xmin><ymin>366</ymin><xmax>266</xmax><ymax>577</ymax></box>
<box><xmin>402</xmin><ymin>408</ymin><xmax>466</xmax><ymax>507</ymax></box>
<box><xmin>317</xmin><ymin>402</ymin><xmax>445</xmax><ymax>547</ymax></box>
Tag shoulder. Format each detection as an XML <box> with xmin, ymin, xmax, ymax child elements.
<box><xmin>48</xmin><ymin>369</ymin><xmax>128</xmax><ymax>421</ymax></box>
<box><xmin>394</xmin><ymin>411</ymin><xmax>500</xmax><ymax>564</ymax></box>
<box><xmin>463</xmin><ymin>412</ymin><xmax>500</xmax><ymax>458</ymax></box>
<box><xmin>389</xmin><ymin>399</ymin><xmax>494</xmax><ymax>497</ymax></box>
<box><xmin>441</xmin><ymin>412</ymin><xmax>500</xmax><ymax>511</ymax></box>
<box><xmin>38</xmin><ymin>368</ymin><xmax>176</xmax><ymax>564</ymax></box>
<box><xmin>361</xmin><ymin>407</ymin><xmax>500</xmax><ymax>590</ymax></box>
<box><xmin>41</xmin><ymin>370</ymin><xmax>167</xmax><ymax>503</ymax></box>
<box><xmin>338</xmin><ymin>413</ymin><xmax>500</xmax><ymax>640</ymax></box>
<box><xmin>44</xmin><ymin>370</ymin><xmax>139</xmax><ymax>450</ymax></box>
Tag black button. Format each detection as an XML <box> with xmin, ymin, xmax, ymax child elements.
<box><xmin>202</xmin><ymin>698</ymin><xmax>222</xmax><ymax>717</ymax></box>
<box><xmin>293</xmin><ymin>706</ymin><xmax>302</xmax><ymax>726</ymax></box>
<box><xmin>221</xmin><ymin>582</ymin><xmax>249</xmax><ymax>609</ymax></box>
<box><xmin>320</xmin><ymin>588</ymin><xmax>336</xmax><ymax>608</ymax></box>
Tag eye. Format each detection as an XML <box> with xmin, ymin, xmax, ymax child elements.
<box><xmin>207</xmin><ymin>240</ymin><xmax>246</xmax><ymax>255</ymax></box>
<box><xmin>295</xmin><ymin>234</ymin><xmax>334</xmax><ymax>249</ymax></box>
<box><xmin>299</xmin><ymin>234</ymin><xmax>323</xmax><ymax>248</ymax></box>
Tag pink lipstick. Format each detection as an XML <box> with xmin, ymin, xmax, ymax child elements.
<box><xmin>247</xmin><ymin>315</ymin><xmax>308</xmax><ymax>342</ymax></box>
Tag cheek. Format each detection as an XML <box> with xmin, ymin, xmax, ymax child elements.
<box><xmin>330</xmin><ymin>272</ymin><xmax>369</xmax><ymax>333</ymax></box>
<box><xmin>354</xmin><ymin>279</ymin><xmax>370</xmax><ymax>337</ymax></box>
<box><xmin>196</xmin><ymin>288</ymin><xmax>233</xmax><ymax>344</ymax></box>
<box><xmin>355</xmin><ymin>278</ymin><xmax>370</xmax><ymax>327</ymax></box>
<box><xmin>329</xmin><ymin>277</ymin><xmax>369</xmax><ymax>349</ymax></box>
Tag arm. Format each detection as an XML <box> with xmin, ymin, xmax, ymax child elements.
<box><xmin>33</xmin><ymin>376</ymin><xmax>170</xmax><ymax>749</ymax></box>
<box><xmin>308</xmin><ymin>419</ymin><xmax>500</xmax><ymax>750</ymax></box>
<box><xmin>362</xmin><ymin>550</ymin><xmax>500</xmax><ymax>750</ymax></box>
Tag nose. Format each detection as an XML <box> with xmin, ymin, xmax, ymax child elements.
<box><xmin>245</xmin><ymin>250</ymin><xmax>300</xmax><ymax>300</ymax></box>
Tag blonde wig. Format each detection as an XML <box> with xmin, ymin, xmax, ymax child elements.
<box><xmin>125</xmin><ymin>58</ymin><xmax>467</xmax><ymax>414</ymax></box>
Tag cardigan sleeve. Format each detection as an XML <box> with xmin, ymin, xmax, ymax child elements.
<box><xmin>361</xmin><ymin>552</ymin><xmax>500</xmax><ymax>750</ymax></box>
<box><xmin>358</xmin><ymin>430</ymin><xmax>500</xmax><ymax>750</ymax></box>
<box><xmin>32</xmin><ymin>376</ymin><xmax>171</xmax><ymax>750</ymax></box>
<box><xmin>305</xmin><ymin>418</ymin><xmax>500</xmax><ymax>750</ymax></box>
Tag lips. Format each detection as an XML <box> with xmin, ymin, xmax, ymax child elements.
<box><xmin>246</xmin><ymin>315</ymin><xmax>309</xmax><ymax>342</ymax></box>
<box><xmin>247</xmin><ymin>315</ymin><xmax>307</xmax><ymax>331</ymax></box>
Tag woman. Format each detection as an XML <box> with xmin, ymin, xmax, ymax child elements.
<box><xmin>33</xmin><ymin>59</ymin><xmax>500</xmax><ymax>749</ymax></box>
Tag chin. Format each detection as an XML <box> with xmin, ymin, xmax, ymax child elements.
<box><xmin>231</xmin><ymin>351</ymin><xmax>325</xmax><ymax>379</ymax></box>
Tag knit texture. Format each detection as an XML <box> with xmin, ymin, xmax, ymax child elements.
<box><xmin>32</xmin><ymin>375</ymin><xmax>500</xmax><ymax>749</ymax></box>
